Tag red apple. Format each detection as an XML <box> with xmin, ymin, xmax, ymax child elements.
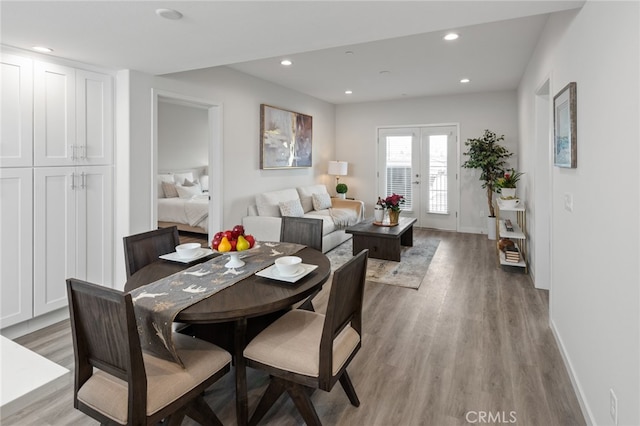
<box><xmin>245</xmin><ymin>234</ymin><xmax>255</xmax><ymax>248</ymax></box>
<box><xmin>230</xmin><ymin>240</ymin><xmax>237</xmax><ymax>251</ymax></box>
<box><xmin>223</xmin><ymin>230</ymin><xmax>233</xmax><ymax>240</ymax></box>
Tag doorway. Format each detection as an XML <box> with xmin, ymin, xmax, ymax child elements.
<box><xmin>151</xmin><ymin>90</ymin><xmax>223</xmax><ymax>242</ymax></box>
<box><xmin>377</xmin><ymin>125</ymin><xmax>459</xmax><ymax>230</ymax></box>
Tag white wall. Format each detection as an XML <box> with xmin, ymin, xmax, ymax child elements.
<box><xmin>335</xmin><ymin>91</ymin><xmax>518</xmax><ymax>233</ymax></box>
<box><xmin>158</xmin><ymin>101</ymin><xmax>208</xmax><ymax>171</ymax></box>
<box><xmin>518</xmin><ymin>2</ymin><xmax>639</xmax><ymax>425</ymax></box>
<box><xmin>118</xmin><ymin>66</ymin><xmax>336</xmax><ymax>234</ymax></box>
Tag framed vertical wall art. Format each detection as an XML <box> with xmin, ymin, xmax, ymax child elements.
<box><xmin>553</xmin><ymin>82</ymin><xmax>577</xmax><ymax>168</ymax></box>
<box><xmin>260</xmin><ymin>104</ymin><xmax>312</xmax><ymax>169</ymax></box>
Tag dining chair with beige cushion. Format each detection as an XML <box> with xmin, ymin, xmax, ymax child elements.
<box><xmin>123</xmin><ymin>226</ymin><xmax>181</xmax><ymax>279</ymax></box>
<box><xmin>66</xmin><ymin>278</ymin><xmax>231</xmax><ymax>425</ymax></box>
<box><xmin>243</xmin><ymin>249</ymin><xmax>369</xmax><ymax>426</ymax></box>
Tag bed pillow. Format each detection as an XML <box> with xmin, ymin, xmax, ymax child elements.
<box><xmin>158</xmin><ymin>174</ymin><xmax>175</xmax><ymax>198</ymax></box>
<box><xmin>161</xmin><ymin>181</ymin><xmax>179</xmax><ymax>198</ymax></box>
<box><xmin>174</xmin><ymin>172</ymin><xmax>194</xmax><ymax>184</ymax></box>
<box><xmin>312</xmin><ymin>192</ymin><xmax>332</xmax><ymax>211</ymax></box>
<box><xmin>279</xmin><ymin>199</ymin><xmax>305</xmax><ymax>217</ymax></box>
<box><xmin>176</xmin><ymin>184</ymin><xmax>202</xmax><ymax>198</ymax></box>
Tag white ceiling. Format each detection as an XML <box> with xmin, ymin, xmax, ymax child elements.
<box><xmin>1</xmin><ymin>1</ymin><xmax>585</xmax><ymax>104</ymax></box>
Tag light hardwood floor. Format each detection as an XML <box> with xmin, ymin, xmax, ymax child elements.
<box><xmin>4</xmin><ymin>229</ymin><xmax>585</xmax><ymax>425</ymax></box>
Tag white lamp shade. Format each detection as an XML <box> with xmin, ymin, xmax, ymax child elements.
<box><xmin>328</xmin><ymin>161</ymin><xmax>348</xmax><ymax>176</ymax></box>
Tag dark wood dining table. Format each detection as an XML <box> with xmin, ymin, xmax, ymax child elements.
<box><xmin>124</xmin><ymin>246</ymin><xmax>331</xmax><ymax>426</ymax></box>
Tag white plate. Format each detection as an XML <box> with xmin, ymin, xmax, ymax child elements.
<box><xmin>159</xmin><ymin>248</ymin><xmax>214</xmax><ymax>263</ymax></box>
<box><xmin>256</xmin><ymin>263</ymin><xmax>318</xmax><ymax>283</ymax></box>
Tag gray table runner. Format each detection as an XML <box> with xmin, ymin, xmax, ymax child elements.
<box><xmin>130</xmin><ymin>242</ymin><xmax>304</xmax><ymax>365</ymax></box>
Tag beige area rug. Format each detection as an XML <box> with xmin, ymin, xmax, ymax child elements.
<box><xmin>325</xmin><ymin>234</ymin><xmax>440</xmax><ymax>289</ymax></box>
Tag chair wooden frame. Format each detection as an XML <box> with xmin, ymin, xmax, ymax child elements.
<box><xmin>67</xmin><ymin>278</ymin><xmax>230</xmax><ymax>425</ymax></box>
<box><xmin>245</xmin><ymin>249</ymin><xmax>369</xmax><ymax>426</ymax></box>
<box><xmin>280</xmin><ymin>216</ymin><xmax>323</xmax><ymax>252</ymax></box>
<box><xmin>123</xmin><ymin>226</ymin><xmax>180</xmax><ymax>279</ymax></box>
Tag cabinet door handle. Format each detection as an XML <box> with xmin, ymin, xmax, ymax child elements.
<box><xmin>70</xmin><ymin>145</ymin><xmax>76</xmax><ymax>161</ymax></box>
<box><xmin>81</xmin><ymin>172</ymin><xmax>86</xmax><ymax>189</ymax></box>
<box><xmin>81</xmin><ymin>145</ymin><xmax>87</xmax><ymax>160</ymax></box>
<box><xmin>71</xmin><ymin>172</ymin><xmax>76</xmax><ymax>190</ymax></box>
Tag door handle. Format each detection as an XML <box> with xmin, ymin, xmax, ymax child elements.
<box><xmin>412</xmin><ymin>181</ymin><xmax>420</xmax><ymax>184</ymax></box>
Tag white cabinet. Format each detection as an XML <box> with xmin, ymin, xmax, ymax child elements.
<box><xmin>1</xmin><ymin>54</ymin><xmax>33</xmax><ymax>167</ymax></box>
<box><xmin>0</xmin><ymin>51</ymin><xmax>114</xmax><ymax>330</ymax></box>
<box><xmin>33</xmin><ymin>62</ymin><xmax>113</xmax><ymax>166</ymax></box>
<box><xmin>33</xmin><ymin>166</ymin><xmax>113</xmax><ymax>315</ymax></box>
<box><xmin>0</xmin><ymin>169</ymin><xmax>33</xmax><ymax>327</ymax></box>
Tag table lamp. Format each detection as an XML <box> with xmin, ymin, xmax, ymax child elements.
<box><xmin>328</xmin><ymin>160</ymin><xmax>348</xmax><ymax>198</ymax></box>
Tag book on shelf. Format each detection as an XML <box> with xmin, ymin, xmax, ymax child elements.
<box><xmin>504</xmin><ymin>245</ymin><xmax>520</xmax><ymax>262</ymax></box>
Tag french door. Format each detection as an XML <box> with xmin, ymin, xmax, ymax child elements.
<box><xmin>378</xmin><ymin>125</ymin><xmax>458</xmax><ymax>230</ymax></box>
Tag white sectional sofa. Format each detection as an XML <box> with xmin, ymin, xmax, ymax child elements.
<box><xmin>241</xmin><ymin>184</ymin><xmax>365</xmax><ymax>253</ymax></box>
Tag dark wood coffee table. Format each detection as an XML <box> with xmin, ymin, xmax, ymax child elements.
<box><xmin>345</xmin><ymin>217</ymin><xmax>418</xmax><ymax>261</ymax></box>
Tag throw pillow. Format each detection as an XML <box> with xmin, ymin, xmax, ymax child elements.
<box><xmin>161</xmin><ymin>181</ymin><xmax>179</xmax><ymax>198</ymax></box>
<box><xmin>312</xmin><ymin>192</ymin><xmax>332</xmax><ymax>211</ymax></box>
<box><xmin>176</xmin><ymin>184</ymin><xmax>202</xmax><ymax>198</ymax></box>
<box><xmin>182</xmin><ymin>178</ymin><xmax>199</xmax><ymax>187</ymax></box>
<box><xmin>279</xmin><ymin>199</ymin><xmax>305</xmax><ymax>217</ymax></box>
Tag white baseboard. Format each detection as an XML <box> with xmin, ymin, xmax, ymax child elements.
<box><xmin>549</xmin><ymin>317</ymin><xmax>595</xmax><ymax>425</ymax></box>
<box><xmin>457</xmin><ymin>226</ymin><xmax>485</xmax><ymax>234</ymax></box>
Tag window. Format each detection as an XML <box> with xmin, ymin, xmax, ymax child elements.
<box><xmin>428</xmin><ymin>135</ymin><xmax>448</xmax><ymax>213</ymax></box>
<box><xmin>385</xmin><ymin>136</ymin><xmax>413</xmax><ymax>210</ymax></box>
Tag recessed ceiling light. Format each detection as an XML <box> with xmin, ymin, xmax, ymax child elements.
<box><xmin>444</xmin><ymin>33</ymin><xmax>459</xmax><ymax>41</ymax></box>
<box><xmin>379</xmin><ymin>70</ymin><xmax>390</xmax><ymax>75</ymax></box>
<box><xmin>460</xmin><ymin>78</ymin><xmax>471</xmax><ymax>83</ymax></box>
<box><xmin>345</xmin><ymin>90</ymin><xmax>353</xmax><ymax>95</ymax></box>
<box><xmin>345</xmin><ymin>51</ymin><xmax>354</xmax><ymax>56</ymax></box>
<box><xmin>32</xmin><ymin>46</ymin><xmax>53</xmax><ymax>53</ymax></box>
<box><xmin>156</xmin><ymin>8</ymin><xmax>183</xmax><ymax>20</ymax></box>
<box><xmin>280</xmin><ymin>59</ymin><xmax>293</xmax><ymax>66</ymax></box>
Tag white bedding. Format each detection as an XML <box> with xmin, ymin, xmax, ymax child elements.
<box><xmin>158</xmin><ymin>195</ymin><xmax>209</xmax><ymax>231</ymax></box>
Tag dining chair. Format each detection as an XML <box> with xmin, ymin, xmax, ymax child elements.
<box><xmin>280</xmin><ymin>216</ymin><xmax>324</xmax><ymax>311</ymax></box>
<box><xmin>243</xmin><ymin>249</ymin><xmax>369</xmax><ymax>426</ymax></box>
<box><xmin>66</xmin><ymin>278</ymin><xmax>231</xmax><ymax>426</ymax></box>
<box><xmin>280</xmin><ymin>216</ymin><xmax>323</xmax><ymax>252</ymax></box>
<box><xmin>123</xmin><ymin>226</ymin><xmax>181</xmax><ymax>278</ymax></box>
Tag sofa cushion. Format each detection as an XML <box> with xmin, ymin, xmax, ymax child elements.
<box><xmin>297</xmin><ymin>185</ymin><xmax>329</xmax><ymax>213</ymax></box>
<box><xmin>279</xmin><ymin>199</ymin><xmax>304</xmax><ymax>217</ymax></box>
<box><xmin>256</xmin><ymin>188</ymin><xmax>300</xmax><ymax>217</ymax></box>
<box><xmin>312</xmin><ymin>192</ymin><xmax>332</xmax><ymax>211</ymax></box>
<box><xmin>303</xmin><ymin>211</ymin><xmax>336</xmax><ymax>235</ymax></box>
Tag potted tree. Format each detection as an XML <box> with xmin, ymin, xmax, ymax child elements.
<box><xmin>462</xmin><ymin>129</ymin><xmax>512</xmax><ymax>239</ymax></box>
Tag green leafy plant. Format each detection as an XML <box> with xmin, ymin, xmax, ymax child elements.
<box><xmin>336</xmin><ymin>183</ymin><xmax>348</xmax><ymax>194</ymax></box>
<box><xmin>495</xmin><ymin>168</ymin><xmax>524</xmax><ymax>190</ymax></box>
<box><xmin>462</xmin><ymin>129</ymin><xmax>512</xmax><ymax>217</ymax></box>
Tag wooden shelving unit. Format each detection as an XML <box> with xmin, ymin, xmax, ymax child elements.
<box><xmin>495</xmin><ymin>199</ymin><xmax>528</xmax><ymax>273</ymax></box>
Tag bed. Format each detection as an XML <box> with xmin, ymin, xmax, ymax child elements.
<box><xmin>157</xmin><ymin>168</ymin><xmax>210</xmax><ymax>235</ymax></box>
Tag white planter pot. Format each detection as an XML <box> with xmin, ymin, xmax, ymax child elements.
<box><xmin>500</xmin><ymin>188</ymin><xmax>516</xmax><ymax>198</ymax></box>
<box><xmin>336</xmin><ymin>193</ymin><xmax>346</xmax><ymax>199</ymax></box>
<box><xmin>374</xmin><ymin>206</ymin><xmax>384</xmax><ymax>222</ymax></box>
<box><xmin>487</xmin><ymin>216</ymin><xmax>497</xmax><ymax>240</ymax></box>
